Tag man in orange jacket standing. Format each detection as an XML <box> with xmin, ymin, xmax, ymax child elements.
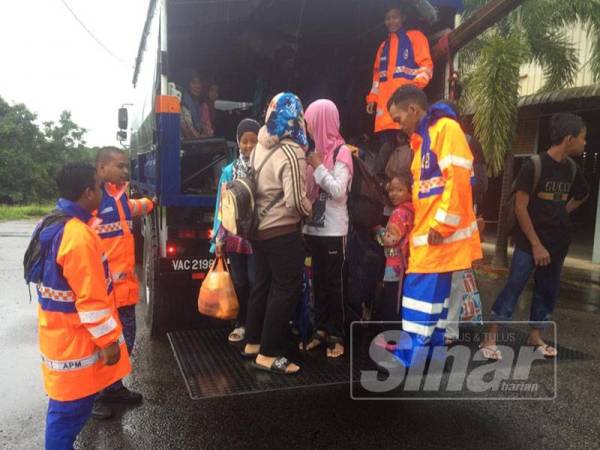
<box><xmin>28</xmin><ymin>162</ymin><xmax>130</xmax><ymax>449</ymax></box>
<box><xmin>387</xmin><ymin>85</ymin><xmax>482</xmax><ymax>367</ymax></box>
<box><xmin>93</xmin><ymin>147</ymin><xmax>154</xmax><ymax>415</ymax></box>
<box><xmin>366</xmin><ymin>4</ymin><xmax>433</xmax><ymax>145</ymax></box>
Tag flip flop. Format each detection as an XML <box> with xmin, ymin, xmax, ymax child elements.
<box><xmin>479</xmin><ymin>344</ymin><xmax>502</xmax><ymax>361</ymax></box>
<box><xmin>534</xmin><ymin>344</ymin><xmax>557</xmax><ymax>358</ymax></box>
<box><xmin>251</xmin><ymin>357</ymin><xmax>300</xmax><ymax>375</ymax></box>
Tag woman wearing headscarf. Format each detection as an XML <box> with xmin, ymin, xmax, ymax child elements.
<box><xmin>243</xmin><ymin>93</ymin><xmax>312</xmax><ymax>375</ymax></box>
<box><xmin>303</xmin><ymin>99</ymin><xmax>354</xmax><ymax>358</ymax></box>
<box><xmin>211</xmin><ymin>119</ymin><xmax>260</xmax><ymax>343</ymax></box>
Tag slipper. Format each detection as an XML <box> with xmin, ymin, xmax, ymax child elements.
<box><xmin>534</xmin><ymin>344</ymin><xmax>557</xmax><ymax>358</ymax></box>
<box><xmin>251</xmin><ymin>357</ymin><xmax>300</xmax><ymax>375</ymax></box>
<box><xmin>228</xmin><ymin>327</ymin><xmax>246</xmax><ymax>343</ymax></box>
<box><xmin>479</xmin><ymin>344</ymin><xmax>502</xmax><ymax>361</ymax></box>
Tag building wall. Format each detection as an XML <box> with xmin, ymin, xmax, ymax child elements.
<box><xmin>519</xmin><ymin>23</ymin><xmax>596</xmax><ymax>96</ymax></box>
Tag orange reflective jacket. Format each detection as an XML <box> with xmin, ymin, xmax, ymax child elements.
<box><xmin>408</xmin><ymin>110</ymin><xmax>482</xmax><ymax>274</ymax></box>
<box><xmin>94</xmin><ymin>183</ymin><xmax>153</xmax><ymax>308</ymax></box>
<box><xmin>37</xmin><ymin>199</ymin><xmax>131</xmax><ymax>401</ymax></box>
<box><xmin>366</xmin><ymin>30</ymin><xmax>433</xmax><ymax>133</ymax></box>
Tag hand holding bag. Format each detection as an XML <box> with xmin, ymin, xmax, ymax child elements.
<box><xmin>198</xmin><ymin>256</ymin><xmax>239</xmax><ymax>320</ymax></box>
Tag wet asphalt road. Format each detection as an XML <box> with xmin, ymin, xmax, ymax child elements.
<box><xmin>2</xmin><ymin>220</ymin><xmax>600</xmax><ymax>450</ymax></box>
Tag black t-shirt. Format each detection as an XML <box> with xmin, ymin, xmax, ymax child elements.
<box><xmin>513</xmin><ymin>152</ymin><xmax>589</xmax><ymax>256</ymax></box>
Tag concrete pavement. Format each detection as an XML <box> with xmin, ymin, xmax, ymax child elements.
<box><xmin>1</xmin><ymin>219</ymin><xmax>600</xmax><ymax>449</ymax></box>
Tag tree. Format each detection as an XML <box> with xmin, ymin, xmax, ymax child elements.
<box><xmin>0</xmin><ymin>96</ymin><xmax>95</xmax><ymax>204</ymax></box>
<box><xmin>459</xmin><ymin>0</ymin><xmax>600</xmax><ymax>267</ymax></box>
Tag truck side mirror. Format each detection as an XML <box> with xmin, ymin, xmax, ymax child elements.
<box><xmin>117</xmin><ymin>130</ymin><xmax>128</xmax><ymax>142</ymax></box>
<box><xmin>118</xmin><ymin>107</ymin><xmax>128</xmax><ymax>130</ymax></box>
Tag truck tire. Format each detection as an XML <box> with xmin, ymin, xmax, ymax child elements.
<box><xmin>141</xmin><ymin>213</ymin><xmax>167</xmax><ymax>338</ymax></box>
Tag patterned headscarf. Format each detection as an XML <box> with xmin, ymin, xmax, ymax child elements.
<box><xmin>262</xmin><ymin>92</ymin><xmax>308</xmax><ymax>149</ymax></box>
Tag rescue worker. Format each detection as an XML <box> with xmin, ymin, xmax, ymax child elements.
<box><xmin>366</xmin><ymin>4</ymin><xmax>433</xmax><ymax>144</ymax></box>
<box><xmin>34</xmin><ymin>162</ymin><xmax>130</xmax><ymax>449</ymax></box>
<box><xmin>93</xmin><ymin>147</ymin><xmax>154</xmax><ymax>416</ymax></box>
<box><xmin>387</xmin><ymin>85</ymin><xmax>482</xmax><ymax>367</ymax></box>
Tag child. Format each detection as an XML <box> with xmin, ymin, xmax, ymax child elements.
<box><xmin>211</xmin><ymin>118</ymin><xmax>260</xmax><ymax>343</ymax></box>
<box><xmin>31</xmin><ymin>162</ymin><xmax>130</xmax><ymax>448</ymax></box>
<box><xmin>374</xmin><ymin>175</ymin><xmax>414</xmax><ymax>321</ymax></box>
<box><xmin>480</xmin><ymin>113</ymin><xmax>589</xmax><ymax>360</ymax></box>
<box><xmin>93</xmin><ymin>147</ymin><xmax>154</xmax><ymax>417</ymax></box>
<box><xmin>366</xmin><ymin>4</ymin><xmax>433</xmax><ymax>144</ymax></box>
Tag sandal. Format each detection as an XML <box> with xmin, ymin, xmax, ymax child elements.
<box><xmin>533</xmin><ymin>344</ymin><xmax>558</xmax><ymax>358</ymax></box>
<box><xmin>299</xmin><ymin>331</ymin><xmax>327</xmax><ymax>351</ymax></box>
<box><xmin>251</xmin><ymin>357</ymin><xmax>300</xmax><ymax>375</ymax></box>
<box><xmin>327</xmin><ymin>336</ymin><xmax>345</xmax><ymax>359</ymax></box>
<box><xmin>479</xmin><ymin>344</ymin><xmax>502</xmax><ymax>361</ymax></box>
<box><xmin>228</xmin><ymin>327</ymin><xmax>246</xmax><ymax>343</ymax></box>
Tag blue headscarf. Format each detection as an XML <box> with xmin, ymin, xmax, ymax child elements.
<box><xmin>264</xmin><ymin>92</ymin><xmax>308</xmax><ymax>149</ymax></box>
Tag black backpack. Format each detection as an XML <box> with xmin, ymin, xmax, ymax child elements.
<box><xmin>346</xmin><ymin>150</ymin><xmax>387</xmax><ymax>230</ymax></box>
<box><xmin>23</xmin><ymin>211</ymin><xmax>71</xmax><ymax>286</ymax></box>
<box><xmin>504</xmin><ymin>154</ymin><xmax>577</xmax><ymax>232</ymax></box>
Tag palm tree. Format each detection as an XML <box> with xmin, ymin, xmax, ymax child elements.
<box><xmin>458</xmin><ymin>0</ymin><xmax>600</xmax><ymax>267</ymax></box>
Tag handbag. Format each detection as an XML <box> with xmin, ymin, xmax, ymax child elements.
<box><xmin>198</xmin><ymin>256</ymin><xmax>239</xmax><ymax>320</ymax></box>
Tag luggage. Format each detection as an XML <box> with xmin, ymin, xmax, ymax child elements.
<box><xmin>348</xmin><ymin>154</ymin><xmax>387</xmax><ymax>230</ymax></box>
<box><xmin>198</xmin><ymin>256</ymin><xmax>239</xmax><ymax>320</ymax></box>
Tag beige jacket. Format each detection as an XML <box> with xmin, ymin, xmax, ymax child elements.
<box><xmin>251</xmin><ymin>135</ymin><xmax>312</xmax><ymax>238</ymax></box>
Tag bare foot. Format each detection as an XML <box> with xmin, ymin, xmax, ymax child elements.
<box><xmin>299</xmin><ymin>331</ymin><xmax>327</xmax><ymax>351</ymax></box>
<box><xmin>244</xmin><ymin>343</ymin><xmax>260</xmax><ymax>355</ymax></box>
<box><xmin>255</xmin><ymin>354</ymin><xmax>300</xmax><ymax>373</ymax></box>
<box><xmin>327</xmin><ymin>342</ymin><xmax>344</xmax><ymax>358</ymax></box>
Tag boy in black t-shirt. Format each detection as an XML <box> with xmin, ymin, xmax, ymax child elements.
<box><xmin>480</xmin><ymin>113</ymin><xmax>589</xmax><ymax>360</ymax></box>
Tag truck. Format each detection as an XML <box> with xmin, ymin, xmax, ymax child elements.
<box><xmin>121</xmin><ymin>0</ymin><xmax>525</xmax><ymax>399</ymax></box>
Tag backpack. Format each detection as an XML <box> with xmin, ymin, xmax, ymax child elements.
<box><xmin>346</xmin><ymin>150</ymin><xmax>387</xmax><ymax>230</ymax></box>
<box><xmin>220</xmin><ymin>145</ymin><xmax>285</xmax><ymax>240</ymax></box>
<box><xmin>504</xmin><ymin>154</ymin><xmax>577</xmax><ymax>232</ymax></box>
<box><xmin>23</xmin><ymin>210</ymin><xmax>71</xmax><ymax>286</ymax></box>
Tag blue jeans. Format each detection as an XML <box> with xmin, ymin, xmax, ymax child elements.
<box><xmin>227</xmin><ymin>252</ymin><xmax>256</xmax><ymax>327</ymax></box>
<box><xmin>103</xmin><ymin>305</ymin><xmax>136</xmax><ymax>393</ymax></box>
<box><xmin>46</xmin><ymin>394</ymin><xmax>95</xmax><ymax>450</ymax></box>
<box><xmin>490</xmin><ymin>248</ymin><xmax>566</xmax><ymax>328</ymax></box>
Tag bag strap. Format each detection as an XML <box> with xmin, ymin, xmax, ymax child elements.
<box><xmin>254</xmin><ymin>144</ymin><xmax>283</xmax><ymax>181</ymax></box>
<box><xmin>531</xmin><ymin>154</ymin><xmax>542</xmax><ymax>193</ymax></box>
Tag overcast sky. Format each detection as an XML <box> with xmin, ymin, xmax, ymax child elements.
<box><xmin>0</xmin><ymin>0</ymin><xmax>149</xmax><ymax>147</ymax></box>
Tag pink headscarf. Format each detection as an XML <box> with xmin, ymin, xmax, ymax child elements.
<box><xmin>305</xmin><ymin>99</ymin><xmax>354</xmax><ymax>201</ymax></box>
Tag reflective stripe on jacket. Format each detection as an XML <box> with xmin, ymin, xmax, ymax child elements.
<box><xmin>408</xmin><ymin>116</ymin><xmax>482</xmax><ymax>274</ymax></box>
<box><xmin>95</xmin><ymin>183</ymin><xmax>154</xmax><ymax>308</ymax></box>
<box><xmin>37</xmin><ymin>198</ymin><xmax>130</xmax><ymax>401</ymax></box>
<box><xmin>366</xmin><ymin>30</ymin><xmax>433</xmax><ymax>133</ymax></box>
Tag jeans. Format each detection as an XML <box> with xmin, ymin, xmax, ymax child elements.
<box><xmin>103</xmin><ymin>305</ymin><xmax>136</xmax><ymax>393</ymax></box>
<box><xmin>246</xmin><ymin>231</ymin><xmax>305</xmax><ymax>356</ymax></box>
<box><xmin>227</xmin><ymin>252</ymin><xmax>256</xmax><ymax>327</ymax></box>
<box><xmin>46</xmin><ymin>394</ymin><xmax>95</xmax><ymax>450</ymax></box>
<box><xmin>490</xmin><ymin>248</ymin><xmax>566</xmax><ymax>328</ymax></box>
<box><xmin>446</xmin><ymin>269</ymin><xmax>471</xmax><ymax>340</ymax></box>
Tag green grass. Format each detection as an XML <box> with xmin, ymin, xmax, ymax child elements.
<box><xmin>0</xmin><ymin>203</ymin><xmax>54</xmax><ymax>221</ymax></box>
